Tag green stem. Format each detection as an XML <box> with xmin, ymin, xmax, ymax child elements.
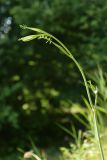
<box><xmin>51</xmin><ymin>35</ymin><xmax>93</xmax><ymax>108</ymax></box>
<box><xmin>32</xmin><ymin>153</ymin><xmax>41</xmax><ymax>160</ymax></box>
<box><xmin>50</xmin><ymin>35</ymin><xmax>105</xmax><ymax>160</ymax></box>
<box><xmin>93</xmin><ymin>93</ymin><xmax>105</xmax><ymax>160</ymax></box>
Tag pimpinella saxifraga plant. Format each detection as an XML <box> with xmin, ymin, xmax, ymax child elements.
<box><xmin>19</xmin><ymin>25</ymin><xmax>105</xmax><ymax>160</ymax></box>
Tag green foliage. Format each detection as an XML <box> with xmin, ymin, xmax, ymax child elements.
<box><xmin>60</xmin><ymin>132</ymin><xmax>97</xmax><ymax>160</ymax></box>
<box><xmin>1</xmin><ymin>0</ymin><xmax>107</xmax><ymax>153</ymax></box>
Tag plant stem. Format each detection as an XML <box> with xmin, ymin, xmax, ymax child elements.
<box><xmin>51</xmin><ymin>35</ymin><xmax>105</xmax><ymax>160</ymax></box>
<box><xmin>51</xmin><ymin>35</ymin><xmax>93</xmax><ymax>108</ymax></box>
<box><xmin>32</xmin><ymin>153</ymin><xmax>41</xmax><ymax>160</ymax></box>
<box><xmin>93</xmin><ymin>92</ymin><xmax>105</xmax><ymax>160</ymax></box>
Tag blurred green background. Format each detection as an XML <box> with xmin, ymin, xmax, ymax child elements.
<box><xmin>0</xmin><ymin>0</ymin><xmax>107</xmax><ymax>158</ymax></box>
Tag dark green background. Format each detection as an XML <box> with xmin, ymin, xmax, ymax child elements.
<box><xmin>0</xmin><ymin>0</ymin><xmax>107</xmax><ymax>154</ymax></box>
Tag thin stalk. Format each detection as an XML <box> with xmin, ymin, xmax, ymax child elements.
<box><xmin>32</xmin><ymin>153</ymin><xmax>41</xmax><ymax>160</ymax></box>
<box><xmin>51</xmin><ymin>34</ymin><xmax>93</xmax><ymax>108</ymax></box>
<box><xmin>50</xmin><ymin>35</ymin><xmax>105</xmax><ymax>160</ymax></box>
<box><xmin>93</xmin><ymin>92</ymin><xmax>105</xmax><ymax>160</ymax></box>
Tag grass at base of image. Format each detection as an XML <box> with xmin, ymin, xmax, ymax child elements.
<box><xmin>3</xmin><ymin>129</ymin><xmax>107</xmax><ymax>160</ymax></box>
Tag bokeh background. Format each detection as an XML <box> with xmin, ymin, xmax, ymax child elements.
<box><xmin>0</xmin><ymin>0</ymin><xmax>107</xmax><ymax>159</ymax></box>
